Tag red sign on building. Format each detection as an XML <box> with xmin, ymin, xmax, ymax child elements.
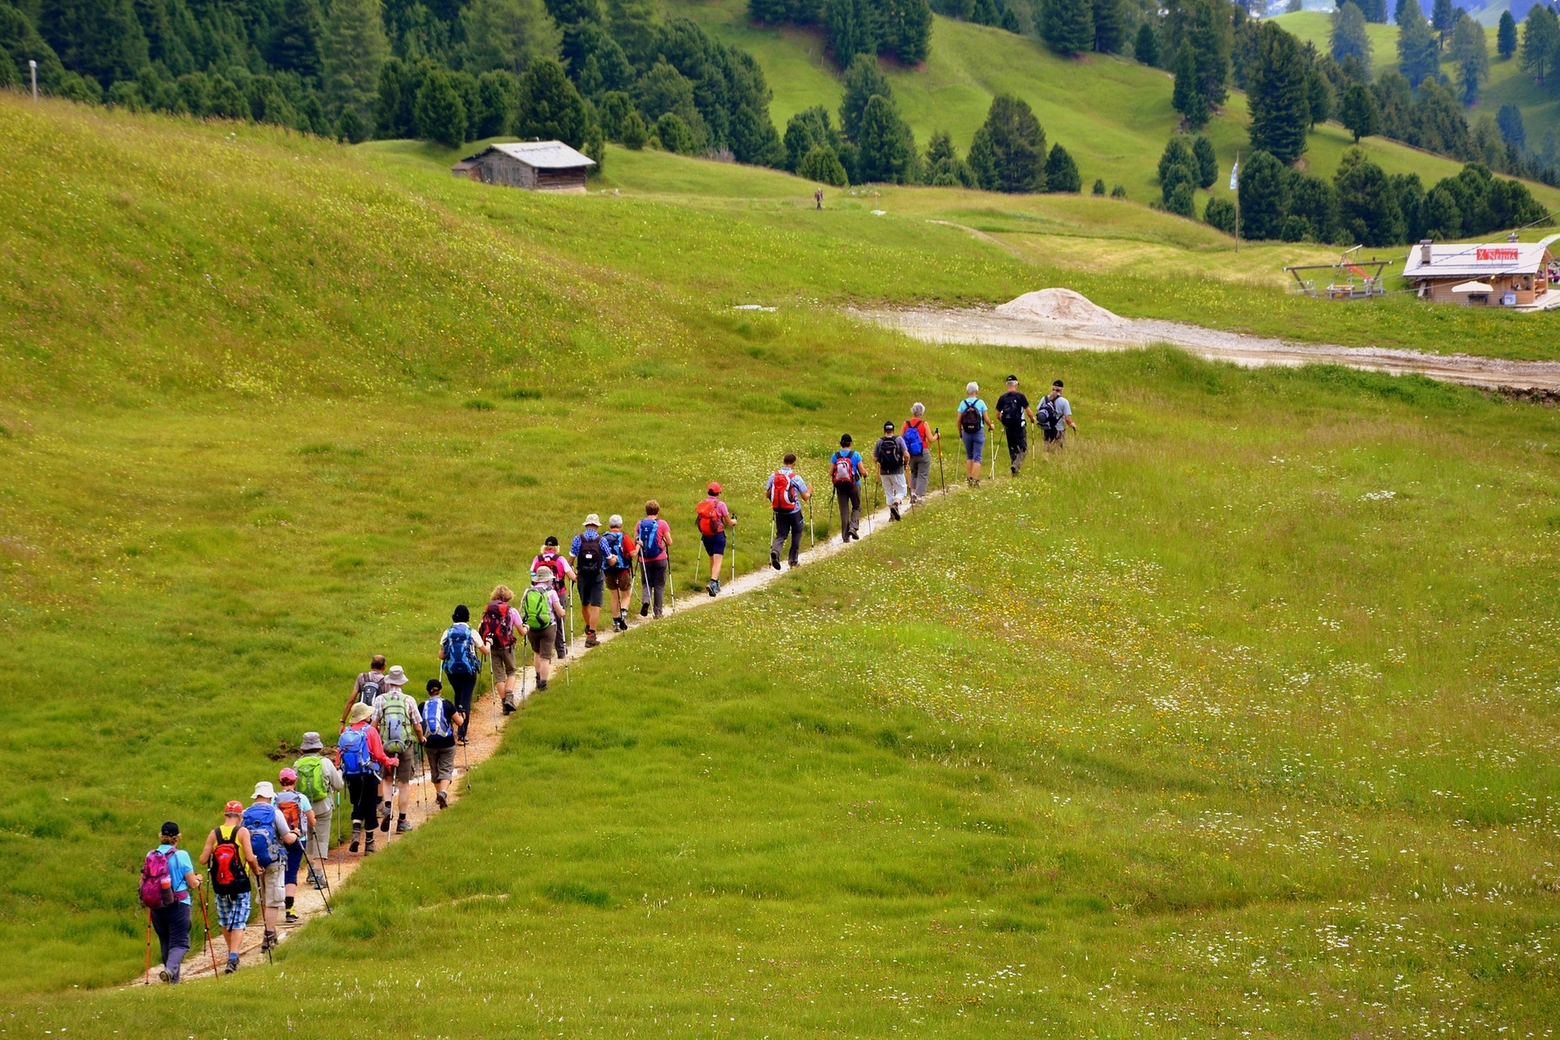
<box><xmin>1476</xmin><ymin>247</ymin><xmax>1520</xmax><ymax>261</ymax></box>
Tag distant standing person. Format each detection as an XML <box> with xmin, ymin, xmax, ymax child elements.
<box><xmin>995</xmin><ymin>374</ymin><xmax>1037</xmax><ymax>476</ymax></box>
<box><xmin>828</xmin><ymin>435</ymin><xmax>863</xmax><ymax>543</ymax></box>
<box><xmin>815</xmin><ymin>187</ymin><xmax>824</xmax><ymax>210</ymax></box>
<box><xmin>340</xmin><ymin>655</ymin><xmax>387</xmax><ymax>729</ymax></box>
<box><xmin>143</xmin><ymin>821</ymin><xmax>200</xmax><ymax>983</ymax></box>
<box><xmin>199</xmin><ymin>800</ymin><xmax>261</xmax><ymax>974</ymax></box>
<box><xmin>570</xmin><ymin>515</ymin><xmax>607</xmax><ymax>645</ymax></box>
<box><xmin>694</xmin><ymin>483</ymin><xmax>735</xmax><ymax>596</ymax></box>
<box><xmin>601</xmin><ymin>515</ymin><xmax>635</xmax><ymax>631</ymax></box>
<box><xmin>766</xmin><ymin>453</ymin><xmax>811</xmax><ymax>569</ymax></box>
<box><xmin>902</xmin><ymin>404</ymin><xmax>936</xmax><ymax>504</ymax></box>
<box><xmin>873</xmin><ymin>421</ymin><xmax>909</xmax><ymax>521</ymax></box>
<box><xmin>956</xmin><ymin>382</ymin><xmax>993</xmax><ymax>486</ymax></box>
<box><xmin>292</xmin><ymin>732</ymin><xmax>343</xmax><ymax>879</ymax></box>
<box><xmin>439</xmin><ymin>605</ymin><xmax>487</xmax><ymax>743</ymax></box>
<box><xmin>1038</xmin><ymin>379</ymin><xmax>1078</xmax><ymax>449</ymax></box>
<box><xmin>522</xmin><ymin>568</ymin><xmax>567</xmax><ymax>691</ymax></box>
<box><xmin>532</xmin><ymin>537</ymin><xmax>577</xmax><ymax>657</ymax></box>
<box><xmin>636</xmin><ymin>502</ymin><xmax>672</xmax><ymax>618</ymax></box>
<box><xmin>372</xmin><ymin>665</ymin><xmax>424</xmax><ymax>836</ymax></box>
<box><xmin>479</xmin><ymin>587</ymin><xmax>521</xmax><ymax>712</ymax></box>
<box><xmin>421</xmin><ymin>679</ymin><xmax>463</xmax><ymax>809</ymax></box>
<box><xmin>338</xmin><ymin>702</ymin><xmax>398</xmax><ymax>856</ymax></box>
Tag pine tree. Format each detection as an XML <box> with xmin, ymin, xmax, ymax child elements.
<box><xmin>1497</xmin><ymin>10</ymin><xmax>1517</xmax><ymax>61</ymax></box>
<box><xmin>1329</xmin><ymin>1</ymin><xmax>1371</xmax><ymax>65</ymax></box>
<box><xmin>414</xmin><ymin>68</ymin><xmax>467</xmax><ymax>147</ymax></box>
<box><xmin>1092</xmin><ymin>0</ymin><xmax>1124</xmax><ymax>54</ymax></box>
<box><xmin>1395</xmin><ymin>0</ymin><xmax>1439</xmax><ymax>88</ymax></box>
<box><xmin>1335</xmin><ymin>152</ymin><xmax>1403</xmax><ymax>246</ymax></box>
<box><xmin>654</xmin><ymin>112</ymin><xmax>697</xmax><ymax>153</ymax></box>
<box><xmin>1192</xmin><ymin>133</ymin><xmax>1217</xmax><ymax>187</ymax></box>
<box><xmin>1449</xmin><ymin>15</ymin><xmax>1487</xmax><ymax>106</ymax></box>
<box><xmin>1339</xmin><ymin>82</ymin><xmax>1379</xmax><ymax>143</ymax></box>
<box><xmin>798</xmin><ymin>144</ymin><xmax>849</xmax><ymax>184</ymax></box>
<box><xmin>1134</xmin><ymin>22</ymin><xmax>1159</xmax><ymax>66</ymax></box>
<box><xmin>268</xmin><ymin>0</ymin><xmax>324</xmax><ymax>80</ymax></box>
<box><xmin>1431</xmin><ymin>0</ymin><xmax>1454</xmax><ymax>46</ymax></box>
<box><xmin>1522</xmin><ymin>5</ymin><xmax>1559</xmax><ymax>86</ymax></box>
<box><xmin>839</xmin><ymin>53</ymin><xmax>893</xmax><ymax>140</ymax></box>
<box><xmin>1092</xmin><ymin>177</ymin><xmax>1106</xmax><ymax>194</ymax></box>
<box><xmin>1248</xmin><ymin>21</ymin><xmax>1310</xmax><ymax>165</ymax></box>
<box><xmin>969</xmin><ymin>94</ymin><xmax>1045</xmax><ymax>192</ymax></box>
<box><xmin>1496</xmin><ymin>102</ymin><xmax>1525</xmax><ymax>149</ymax></box>
<box><xmin>38</xmin><ymin>0</ymin><xmax>149</xmax><ymax>87</ymax></box>
<box><xmin>1306</xmin><ymin>62</ymin><xmax>1333</xmax><ymax>127</ymax></box>
<box><xmin>516</xmin><ymin>58</ymin><xmax>590</xmax><ymax>146</ymax></box>
<box><xmin>462</xmin><ymin>0</ymin><xmax>563</xmax><ymax>76</ymax></box>
<box><xmin>1172</xmin><ymin>45</ymin><xmax>1210</xmax><ymax>129</ymax></box>
<box><xmin>1184</xmin><ymin>0</ymin><xmax>1231</xmax><ymax>109</ymax></box>
<box><xmin>1237</xmin><ymin>149</ymin><xmax>1290</xmax><ymax>240</ymax></box>
<box><xmin>1204</xmin><ymin>196</ymin><xmax>1237</xmax><ymax>234</ymax></box>
<box><xmin>1041</xmin><ymin>0</ymin><xmax>1095</xmax><ymax>57</ymax></box>
<box><xmin>854</xmin><ymin>94</ymin><xmax>916</xmax><ymax>182</ymax></box>
<box><xmin>1044</xmin><ymin>143</ymin><xmax>1081</xmax><ymax>191</ymax></box>
<box><xmin>322</xmin><ymin>0</ymin><xmax>389</xmax><ymax>126</ymax></box>
<box><xmin>620</xmin><ymin>108</ymin><xmax>648</xmax><ymax>148</ymax></box>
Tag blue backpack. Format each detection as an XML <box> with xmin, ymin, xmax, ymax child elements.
<box><xmin>636</xmin><ymin>517</ymin><xmax>661</xmax><ymax>558</ymax></box>
<box><xmin>241</xmin><ymin>802</ymin><xmax>279</xmax><ymax>868</ymax></box>
<box><xmin>442</xmin><ymin>623</ymin><xmax>482</xmax><ymax>676</ymax></box>
<box><xmin>902</xmin><ymin>424</ymin><xmax>924</xmax><ymax>456</ymax></box>
<box><xmin>601</xmin><ymin>531</ymin><xmax>627</xmax><ymax>569</ymax></box>
<box><xmin>338</xmin><ymin>726</ymin><xmax>371</xmax><ymax>776</ymax></box>
<box><xmin>423</xmin><ymin>698</ymin><xmax>452</xmax><ymax>740</ymax></box>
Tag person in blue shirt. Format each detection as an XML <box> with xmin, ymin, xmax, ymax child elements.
<box><xmin>827</xmin><ymin>434</ymin><xmax>863</xmax><ymax>544</ymax></box>
<box><xmin>765</xmin><ymin>453</ymin><xmax>812</xmax><ymax>570</ymax></box>
<box><xmin>569</xmin><ymin>515</ymin><xmax>606</xmax><ymax>647</ymax></box>
<box><xmin>956</xmin><ymin>382</ymin><xmax>994</xmax><ymax>486</ymax></box>
<box><xmin>149</xmin><ymin>822</ymin><xmax>202</xmax><ymax>983</ymax></box>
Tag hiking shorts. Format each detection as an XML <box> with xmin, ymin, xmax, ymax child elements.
<box><xmin>605</xmin><ymin>569</ymin><xmax>632</xmax><ymax>594</ymax></box>
<box><xmin>385</xmin><ymin>751</ymin><xmax>414</xmax><ymax>784</ymax></box>
<box><xmin>490</xmin><ymin>643</ymin><xmax>517</xmax><ymax>684</ymax></box>
<box><xmin>576</xmin><ymin>569</ymin><xmax>604</xmax><ymax>607</ymax></box>
<box><xmin>700</xmin><ymin>532</ymin><xmax>727</xmax><ymax>556</ymax></box>
<box><xmin>215</xmin><ymin>892</ymin><xmax>251</xmax><ymax>932</ymax></box>
<box><xmin>260</xmin><ymin>861</ymin><xmax>285</xmax><ymax>908</ymax></box>
<box><xmin>961</xmin><ymin>430</ymin><xmax>985</xmax><ymax>463</ymax></box>
<box><xmin>526</xmin><ymin>624</ymin><xmax>556</xmax><ymax>659</ymax></box>
<box><xmin>426</xmin><ymin>746</ymin><xmax>456</xmax><ymax>783</ymax></box>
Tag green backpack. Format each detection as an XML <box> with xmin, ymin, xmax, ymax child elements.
<box><xmin>294</xmin><ymin>755</ymin><xmax>329</xmax><ymax>802</ymax></box>
<box><xmin>379</xmin><ymin>694</ymin><xmax>414</xmax><ymax>755</ymax></box>
<box><xmin>521</xmin><ymin>587</ymin><xmax>553</xmax><ymax>630</ymax></box>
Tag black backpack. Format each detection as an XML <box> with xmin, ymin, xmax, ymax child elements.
<box><xmin>998</xmin><ymin>394</ymin><xmax>1025</xmax><ymax>424</ymax></box>
<box><xmin>1037</xmin><ymin>397</ymin><xmax>1060</xmax><ymax>431</ymax></box>
<box><xmin>576</xmin><ymin>534</ymin><xmax>603</xmax><ymax>573</ymax></box>
<box><xmin>874</xmin><ymin>436</ymin><xmax>904</xmax><ymax>469</ymax></box>
<box><xmin>959</xmin><ymin>402</ymin><xmax>983</xmax><ymax>434</ymax></box>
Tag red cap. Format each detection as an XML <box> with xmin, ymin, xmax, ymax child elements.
<box><xmin>707</xmin><ymin>482</ymin><xmax>722</xmax><ymax>495</ymax></box>
<box><xmin>224</xmin><ymin>800</ymin><xmax>244</xmax><ymax>815</ymax></box>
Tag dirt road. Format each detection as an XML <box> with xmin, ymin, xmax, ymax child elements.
<box><xmin>853</xmin><ymin>302</ymin><xmax>1560</xmax><ymax>394</ymax></box>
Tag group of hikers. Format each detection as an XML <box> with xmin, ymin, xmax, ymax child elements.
<box><xmin>136</xmin><ymin>377</ymin><xmax>1075</xmax><ymax>983</ymax></box>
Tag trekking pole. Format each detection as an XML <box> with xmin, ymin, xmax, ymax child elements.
<box><xmin>692</xmin><ymin>541</ymin><xmax>703</xmax><ymax>590</ymax></box>
<box><xmin>667</xmin><ymin>554</ymin><xmax>676</xmax><ymax>615</ymax></box>
<box><xmin>144</xmin><ymin>909</ymin><xmax>153</xmax><ymax>985</ymax></box>
<box><xmin>199</xmin><ymin>885</ymin><xmax>220</xmax><ymax>979</ymax></box>
<box><xmin>935</xmin><ymin>428</ymin><xmax>945</xmax><ymax>493</ymax></box>
<box><xmin>301</xmin><ymin>845</ymin><xmax>332</xmax><ymax>914</ymax></box>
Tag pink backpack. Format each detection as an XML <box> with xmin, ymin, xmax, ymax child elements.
<box><xmin>139</xmin><ymin>847</ymin><xmax>174</xmax><ymax>908</ymax></box>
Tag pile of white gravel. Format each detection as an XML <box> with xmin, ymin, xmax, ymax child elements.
<box><xmin>994</xmin><ymin>288</ymin><xmax>1126</xmax><ymax>326</ymax></box>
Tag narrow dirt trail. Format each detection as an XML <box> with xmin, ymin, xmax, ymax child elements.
<box><xmin>137</xmin><ymin>480</ymin><xmax>945</xmax><ymax>986</ymax></box>
<box><xmin>853</xmin><ymin>304</ymin><xmax>1560</xmax><ymax>394</ymax></box>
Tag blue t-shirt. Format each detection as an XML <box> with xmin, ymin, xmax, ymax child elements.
<box><xmin>156</xmin><ymin>845</ymin><xmax>195</xmax><ymax>903</ymax></box>
<box><xmin>569</xmin><ymin>530</ymin><xmax>601</xmax><ymax>558</ymax></box>
<box><xmin>959</xmin><ymin>397</ymin><xmax>988</xmax><ymax>419</ymax></box>
<box><xmin>765</xmin><ymin>469</ymin><xmax>810</xmax><ymax>513</ymax></box>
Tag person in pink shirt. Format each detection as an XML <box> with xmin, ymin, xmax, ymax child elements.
<box><xmin>531</xmin><ymin>537</ymin><xmax>576</xmax><ymax>657</ymax></box>
<box><xmin>636</xmin><ymin>501</ymin><xmax>673</xmax><ymax>619</ymax></box>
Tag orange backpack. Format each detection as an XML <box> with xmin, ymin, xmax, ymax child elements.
<box><xmin>695</xmin><ymin>499</ymin><xmax>724</xmax><ymax>536</ymax></box>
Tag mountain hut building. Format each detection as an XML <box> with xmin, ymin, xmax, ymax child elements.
<box><xmin>450</xmin><ymin>141</ymin><xmax>595</xmax><ymax>193</ymax></box>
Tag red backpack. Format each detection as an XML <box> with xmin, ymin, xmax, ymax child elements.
<box><xmin>769</xmin><ymin>471</ymin><xmax>796</xmax><ymax>510</ymax></box>
<box><xmin>695</xmin><ymin>499</ymin><xmax>725</xmax><ymax>536</ymax></box>
<box><xmin>480</xmin><ymin>599</ymin><xmax>515</xmax><ymax>648</ymax></box>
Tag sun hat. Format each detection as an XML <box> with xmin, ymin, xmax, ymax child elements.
<box><xmin>609</xmin><ymin>514</ymin><xmax>623</xmax><ymax>527</ymax></box>
<box><xmin>278</xmin><ymin>767</ymin><xmax>297</xmax><ymax>784</ymax></box>
<box><xmin>707</xmin><ymin>482</ymin><xmax>722</xmax><ymax>495</ymax></box>
<box><xmin>383</xmin><ymin>664</ymin><xmax>409</xmax><ymax>687</ymax></box>
<box><xmin>299</xmin><ymin>731</ymin><xmax>324</xmax><ymax>752</ymax></box>
<box><xmin>224</xmin><ymin>800</ymin><xmax>244</xmax><ymax>816</ymax></box>
<box><xmin>584</xmin><ymin>513</ymin><xmax>601</xmax><ymax>527</ymax></box>
<box><xmin>531</xmin><ymin>568</ymin><xmax>552</xmax><ymax>584</ymax></box>
<box><xmin>252</xmin><ymin>780</ymin><xmax>275</xmax><ymax>800</ymax></box>
<box><xmin>348</xmin><ymin>702</ymin><xmax>373</xmax><ymax>724</ymax></box>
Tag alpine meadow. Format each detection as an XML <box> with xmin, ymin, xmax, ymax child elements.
<box><xmin>2</xmin><ymin>0</ymin><xmax>1560</xmax><ymax>1034</ymax></box>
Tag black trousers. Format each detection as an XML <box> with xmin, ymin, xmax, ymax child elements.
<box><xmin>446</xmin><ymin>669</ymin><xmax>477</xmax><ymax>740</ymax></box>
<box><xmin>771</xmin><ymin>509</ymin><xmax>804</xmax><ymax>565</ymax></box>
<box><xmin>1003</xmin><ymin>420</ymin><xmax>1028</xmax><ymax>470</ymax></box>
<box><xmin>346</xmin><ymin>773</ymin><xmax>379</xmax><ymax>828</ymax></box>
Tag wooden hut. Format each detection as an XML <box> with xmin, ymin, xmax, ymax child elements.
<box><xmin>1402</xmin><ymin>234</ymin><xmax>1560</xmax><ymax>307</ymax></box>
<box><xmin>450</xmin><ymin>141</ymin><xmax>595</xmax><ymax>193</ymax></box>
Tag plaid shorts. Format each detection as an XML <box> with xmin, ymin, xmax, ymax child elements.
<box><xmin>215</xmin><ymin>892</ymin><xmax>252</xmax><ymax>932</ymax></box>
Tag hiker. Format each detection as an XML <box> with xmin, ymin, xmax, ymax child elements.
<box><xmin>421</xmin><ymin>679</ymin><xmax>463</xmax><ymax>809</ymax></box>
<box><xmin>636</xmin><ymin>502</ymin><xmax>672</xmax><ymax>618</ymax></box>
<box><xmin>601</xmin><ymin>514</ymin><xmax>635</xmax><ymax>631</ymax></box>
<box><xmin>372</xmin><ymin>665</ymin><xmax>424</xmax><ymax>836</ymax></box>
<box><xmin>695</xmin><ymin>483</ymin><xmax>736</xmax><ymax>596</ymax></box>
<box><xmin>439</xmin><ymin>605</ymin><xmax>487</xmax><ymax>743</ymax></box>
<box><xmin>570</xmin><ymin>515</ymin><xmax>607</xmax><ymax>645</ymax></box>
<box><xmin>996</xmin><ymin>374</ymin><xmax>1037</xmax><ymax>476</ymax></box>
<box><xmin>242</xmin><ymin>781</ymin><xmax>298</xmax><ymax>954</ymax></box>
<box><xmin>522</xmin><ymin>567</ymin><xmax>566</xmax><ymax>690</ymax></box>
<box><xmin>828</xmin><ymin>435</ymin><xmax>863</xmax><ymax>543</ymax></box>
<box><xmin>1038</xmin><ymin>379</ymin><xmax>1077</xmax><ymax>448</ymax></box>
<box><xmin>815</xmin><ymin>187</ymin><xmax>824</xmax><ymax>210</ymax></box>
<box><xmin>337</xmin><ymin>702</ymin><xmax>398</xmax><ymax>856</ymax></box>
<box><xmin>340</xmin><ymin>655</ymin><xmax>387</xmax><ymax>729</ymax></box>
<box><xmin>956</xmin><ymin>382</ymin><xmax>993</xmax><ymax>485</ymax></box>
<box><xmin>766</xmin><ymin>454</ymin><xmax>811</xmax><ymax>570</ymax></box>
<box><xmin>480</xmin><ymin>587</ymin><xmax>522</xmax><ymax>712</ymax></box>
<box><xmin>532</xmin><ymin>537</ymin><xmax>576</xmax><ymax>656</ymax></box>
<box><xmin>903</xmin><ymin>404</ymin><xmax>936</xmax><ymax>502</ymax></box>
<box><xmin>198</xmin><ymin>801</ymin><xmax>261</xmax><ymax>974</ymax></box>
<box><xmin>274</xmin><ymin>769</ymin><xmax>315</xmax><ymax>924</ymax></box>
<box><xmin>142</xmin><ymin>821</ymin><xmax>200</xmax><ymax>983</ymax></box>
<box><xmin>873</xmin><ymin>421</ymin><xmax>910</xmax><ymax>521</ymax></box>
<box><xmin>292</xmin><ymin>732</ymin><xmax>343</xmax><ymax>881</ymax></box>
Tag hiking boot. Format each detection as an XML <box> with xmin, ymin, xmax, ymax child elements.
<box><xmin>261</xmin><ymin>931</ymin><xmax>277</xmax><ymax>953</ymax></box>
<box><xmin>379</xmin><ymin>812</ymin><xmax>391</xmax><ymax>834</ymax></box>
<box><xmin>708</xmin><ymin>579</ymin><xmax>719</xmax><ymax>596</ymax></box>
<box><xmin>158</xmin><ymin>967</ymin><xmax>171</xmax><ymax>984</ymax></box>
<box><xmin>537</xmin><ymin>679</ymin><xmax>548</xmax><ymax>692</ymax></box>
<box><xmin>640</xmin><ymin>603</ymin><xmax>650</xmax><ymax>617</ymax></box>
<box><xmin>615</xmin><ymin>616</ymin><xmax>628</xmax><ymax>631</ymax></box>
<box><xmin>285</xmin><ymin>908</ymin><xmax>300</xmax><ymax>924</ymax></box>
<box><xmin>585</xmin><ymin>630</ymin><xmax>599</xmax><ymax>648</ymax></box>
<box><xmin>397</xmin><ymin>816</ymin><xmax>413</xmax><ymax>833</ymax></box>
<box><xmin>224</xmin><ymin>958</ymin><xmax>239</xmax><ymax>975</ymax></box>
<box><xmin>436</xmin><ymin>790</ymin><xmax>448</xmax><ymax>810</ymax></box>
<box><xmin>789</xmin><ymin>560</ymin><xmax>801</xmax><ymax>570</ymax></box>
<box><xmin>314</xmin><ymin>875</ymin><xmax>327</xmax><ymax>890</ymax></box>
<box><xmin>770</xmin><ymin>550</ymin><xmax>781</xmax><ymax>571</ymax></box>
<box><xmin>363</xmin><ymin>835</ymin><xmax>376</xmax><ymax>855</ymax></box>
<box><xmin>1010</xmin><ymin>465</ymin><xmax>1017</xmax><ymax>476</ymax></box>
<box><xmin>502</xmin><ymin>699</ymin><xmax>515</xmax><ymax>715</ymax></box>
<box><xmin>348</xmin><ymin>825</ymin><xmax>361</xmax><ymax>853</ymax></box>
<box><xmin>890</xmin><ymin>505</ymin><xmax>901</xmax><ymax>521</ymax></box>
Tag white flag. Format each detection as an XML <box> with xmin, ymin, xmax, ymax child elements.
<box><xmin>1229</xmin><ymin>160</ymin><xmax>1239</xmax><ymax>191</ymax></box>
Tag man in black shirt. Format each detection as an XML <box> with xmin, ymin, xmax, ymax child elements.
<box><xmin>995</xmin><ymin>375</ymin><xmax>1037</xmax><ymax>476</ymax></box>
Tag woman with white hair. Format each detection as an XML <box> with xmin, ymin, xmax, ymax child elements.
<box><xmin>902</xmin><ymin>402</ymin><xmax>937</xmax><ymax>500</ymax></box>
<box><xmin>956</xmin><ymin>382</ymin><xmax>993</xmax><ymax>486</ymax></box>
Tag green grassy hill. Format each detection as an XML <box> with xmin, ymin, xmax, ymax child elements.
<box><xmin>4</xmin><ymin>96</ymin><xmax>1560</xmax><ymax>1037</ymax></box>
